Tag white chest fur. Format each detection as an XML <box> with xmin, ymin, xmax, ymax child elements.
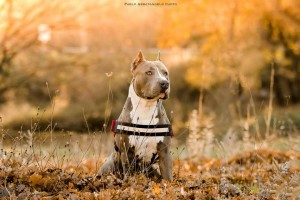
<box><xmin>128</xmin><ymin>135</ymin><xmax>164</xmax><ymax>162</ymax></box>
<box><xmin>127</xmin><ymin>84</ymin><xmax>164</xmax><ymax>162</ymax></box>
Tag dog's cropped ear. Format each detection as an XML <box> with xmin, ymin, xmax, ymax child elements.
<box><xmin>131</xmin><ymin>50</ymin><xmax>145</xmax><ymax>73</ymax></box>
<box><xmin>157</xmin><ymin>51</ymin><xmax>161</xmax><ymax>61</ymax></box>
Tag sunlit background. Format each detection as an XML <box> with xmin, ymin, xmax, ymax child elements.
<box><xmin>0</xmin><ymin>0</ymin><xmax>300</xmax><ymax>155</ymax></box>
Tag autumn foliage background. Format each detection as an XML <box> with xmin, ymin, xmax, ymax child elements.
<box><xmin>0</xmin><ymin>0</ymin><xmax>300</xmax><ymax>199</ymax></box>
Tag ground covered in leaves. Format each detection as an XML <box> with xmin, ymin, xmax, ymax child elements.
<box><xmin>1</xmin><ymin>149</ymin><xmax>300</xmax><ymax>199</ymax></box>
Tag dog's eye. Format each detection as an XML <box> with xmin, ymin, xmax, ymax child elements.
<box><xmin>164</xmin><ymin>71</ymin><xmax>168</xmax><ymax>76</ymax></box>
<box><xmin>145</xmin><ymin>71</ymin><xmax>152</xmax><ymax>75</ymax></box>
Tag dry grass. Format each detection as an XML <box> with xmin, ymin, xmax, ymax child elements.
<box><xmin>0</xmin><ymin>124</ymin><xmax>300</xmax><ymax>199</ymax></box>
<box><xmin>0</xmin><ymin>141</ymin><xmax>300</xmax><ymax>199</ymax></box>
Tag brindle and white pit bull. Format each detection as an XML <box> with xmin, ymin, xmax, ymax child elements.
<box><xmin>98</xmin><ymin>51</ymin><xmax>173</xmax><ymax>180</ymax></box>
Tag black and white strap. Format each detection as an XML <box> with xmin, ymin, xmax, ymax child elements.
<box><xmin>110</xmin><ymin>120</ymin><xmax>173</xmax><ymax>137</ymax></box>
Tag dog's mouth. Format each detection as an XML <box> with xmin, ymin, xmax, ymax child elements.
<box><xmin>138</xmin><ymin>86</ymin><xmax>168</xmax><ymax>100</ymax></box>
<box><xmin>144</xmin><ymin>92</ymin><xmax>167</xmax><ymax>100</ymax></box>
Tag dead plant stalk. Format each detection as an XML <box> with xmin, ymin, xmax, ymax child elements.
<box><xmin>266</xmin><ymin>62</ymin><xmax>275</xmax><ymax>138</ymax></box>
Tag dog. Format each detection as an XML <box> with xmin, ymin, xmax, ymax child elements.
<box><xmin>98</xmin><ymin>50</ymin><xmax>173</xmax><ymax>180</ymax></box>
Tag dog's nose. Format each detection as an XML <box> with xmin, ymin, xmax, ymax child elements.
<box><xmin>160</xmin><ymin>81</ymin><xmax>169</xmax><ymax>91</ymax></box>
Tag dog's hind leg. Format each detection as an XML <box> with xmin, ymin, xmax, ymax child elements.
<box><xmin>98</xmin><ymin>153</ymin><xmax>115</xmax><ymax>176</ymax></box>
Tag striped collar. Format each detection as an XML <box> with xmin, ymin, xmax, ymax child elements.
<box><xmin>110</xmin><ymin>120</ymin><xmax>173</xmax><ymax>137</ymax></box>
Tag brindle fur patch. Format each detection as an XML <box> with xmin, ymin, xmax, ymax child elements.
<box><xmin>119</xmin><ymin>97</ymin><xmax>133</xmax><ymax>122</ymax></box>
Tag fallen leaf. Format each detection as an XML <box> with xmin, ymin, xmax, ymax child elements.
<box><xmin>29</xmin><ymin>173</ymin><xmax>43</xmax><ymax>186</ymax></box>
<box><xmin>152</xmin><ymin>183</ymin><xmax>162</xmax><ymax>195</ymax></box>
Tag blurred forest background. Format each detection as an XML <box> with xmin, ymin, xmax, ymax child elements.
<box><xmin>0</xmin><ymin>0</ymin><xmax>300</xmax><ymax>143</ymax></box>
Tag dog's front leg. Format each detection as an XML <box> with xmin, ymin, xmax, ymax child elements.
<box><xmin>120</xmin><ymin>151</ymin><xmax>130</xmax><ymax>178</ymax></box>
<box><xmin>157</xmin><ymin>140</ymin><xmax>173</xmax><ymax>181</ymax></box>
<box><xmin>118</xmin><ymin>139</ymin><xmax>136</xmax><ymax>179</ymax></box>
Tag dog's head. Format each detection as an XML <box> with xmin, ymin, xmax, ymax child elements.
<box><xmin>131</xmin><ymin>50</ymin><xmax>170</xmax><ymax>100</ymax></box>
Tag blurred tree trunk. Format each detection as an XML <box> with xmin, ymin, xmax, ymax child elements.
<box><xmin>264</xmin><ymin>0</ymin><xmax>300</xmax><ymax>106</ymax></box>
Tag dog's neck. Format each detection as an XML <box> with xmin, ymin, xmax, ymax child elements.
<box><xmin>128</xmin><ymin>83</ymin><xmax>159</xmax><ymax>124</ymax></box>
<box><xmin>118</xmin><ymin>83</ymin><xmax>169</xmax><ymax>125</ymax></box>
